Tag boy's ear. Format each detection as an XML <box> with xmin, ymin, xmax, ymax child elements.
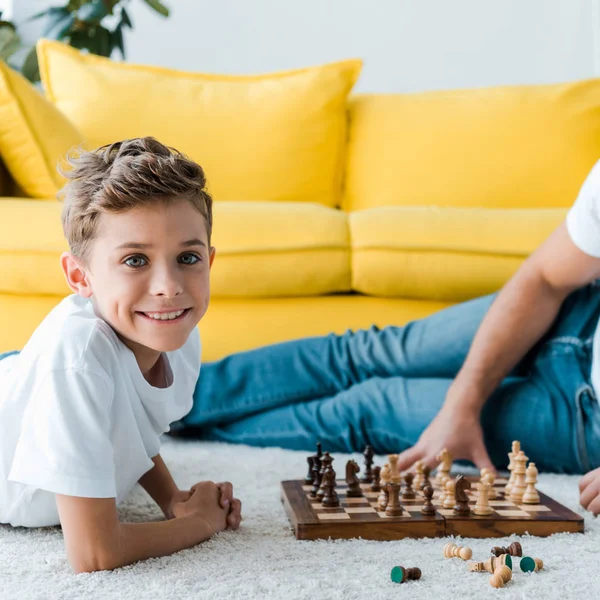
<box><xmin>60</xmin><ymin>252</ymin><xmax>93</xmax><ymax>298</ymax></box>
<box><xmin>209</xmin><ymin>246</ymin><xmax>216</xmax><ymax>269</ymax></box>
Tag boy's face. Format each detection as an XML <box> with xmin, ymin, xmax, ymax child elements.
<box><xmin>61</xmin><ymin>198</ymin><xmax>215</xmax><ymax>369</ymax></box>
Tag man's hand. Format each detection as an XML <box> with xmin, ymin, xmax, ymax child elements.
<box><xmin>170</xmin><ymin>481</ymin><xmax>242</xmax><ymax>529</ymax></box>
<box><xmin>579</xmin><ymin>466</ymin><xmax>600</xmax><ymax>516</ymax></box>
<box><xmin>396</xmin><ymin>404</ymin><xmax>496</xmax><ymax>474</ymax></box>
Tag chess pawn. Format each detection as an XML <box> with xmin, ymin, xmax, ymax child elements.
<box><xmin>435</xmin><ymin>448</ymin><xmax>452</xmax><ymax>484</ymax></box>
<box><xmin>443</xmin><ymin>479</ymin><xmax>456</xmax><ymax>509</ymax></box>
<box><xmin>360</xmin><ymin>445</ymin><xmax>375</xmax><ymax>483</ymax></box>
<box><xmin>390</xmin><ymin>566</ymin><xmax>421</xmax><ymax>584</ymax></box>
<box><xmin>370</xmin><ymin>466</ymin><xmax>382</xmax><ymax>492</ymax></box>
<box><xmin>509</xmin><ymin>450</ymin><xmax>528</xmax><ymax>504</ymax></box>
<box><xmin>413</xmin><ymin>460</ymin><xmax>424</xmax><ymax>490</ymax></box>
<box><xmin>443</xmin><ymin>542</ymin><xmax>472</xmax><ymax>560</ymax></box>
<box><xmin>504</xmin><ymin>440</ymin><xmax>521</xmax><ymax>496</ymax></box>
<box><xmin>402</xmin><ymin>472</ymin><xmax>416</xmax><ymax>499</ymax></box>
<box><xmin>321</xmin><ymin>468</ymin><xmax>340</xmax><ymax>508</ymax></box>
<box><xmin>473</xmin><ymin>482</ymin><xmax>493</xmax><ymax>516</ymax></box>
<box><xmin>420</xmin><ymin>485</ymin><xmax>436</xmax><ymax>516</ymax></box>
<box><xmin>482</xmin><ymin>471</ymin><xmax>497</xmax><ymax>500</ymax></box>
<box><xmin>520</xmin><ymin>556</ymin><xmax>543</xmax><ymax>572</ymax></box>
<box><xmin>304</xmin><ymin>456</ymin><xmax>315</xmax><ymax>484</ymax></box>
<box><xmin>388</xmin><ymin>454</ymin><xmax>399</xmax><ymax>478</ymax></box>
<box><xmin>489</xmin><ymin>565</ymin><xmax>512</xmax><ymax>588</ymax></box>
<box><xmin>437</xmin><ymin>474</ymin><xmax>450</xmax><ymax>504</ymax></box>
<box><xmin>522</xmin><ymin>462</ymin><xmax>540</xmax><ymax>504</ymax></box>
<box><xmin>421</xmin><ymin>464</ymin><xmax>432</xmax><ymax>491</ymax></box>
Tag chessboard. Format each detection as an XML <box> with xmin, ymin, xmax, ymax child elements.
<box><xmin>280</xmin><ymin>474</ymin><xmax>584</xmax><ymax>541</ymax></box>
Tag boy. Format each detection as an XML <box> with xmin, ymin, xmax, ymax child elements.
<box><xmin>170</xmin><ymin>160</ymin><xmax>600</xmax><ymax>517</ymax></box>
<box><xmin>0</xmin><ymin>137</ymin><xmax>241</xmax><ymax>573</ymax></box>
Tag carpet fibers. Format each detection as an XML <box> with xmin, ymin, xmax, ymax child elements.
<box><xmin>1</xmin><ymin>437</ymin><xmax>598</xmax><ymax>600</ymax></box>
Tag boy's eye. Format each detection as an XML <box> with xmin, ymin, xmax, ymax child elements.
<box><xmin>179</xmin><ymin>252</ymin><xmax>201</xmax><ymax>265</ymax></box>
<box><xmin>124</xmin><ymin>255</ymin><xmax>147</xmax><ymax>268</ymax></box>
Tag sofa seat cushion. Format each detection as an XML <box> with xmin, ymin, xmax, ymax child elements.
<box><xmin>37</xmin><ymin>40</ymin><xmax>362</xmax><ymax>208</ymax></box>
<box><xmin>350</xmin><ymin>206</ymin><xmax>567</xmax><ymax>301</ymax></box>
<box><xmin>0</xmin><ymin>60</ymin><xmax>84</xmax><ymax>199</ymax></box>
<box><xmin>210</xmin><ymin>201</ymin><xmax>350</xmax><ymax>297</ymax></box>
<box><xmin>0</xmin><ymin>199</ymin><xmax>350</xmax><ymax>298</ymax></box>
<box><xmin>344</xmin><ymin>82</ymin><xmax>600</xmax><ymax>212</ymax></box>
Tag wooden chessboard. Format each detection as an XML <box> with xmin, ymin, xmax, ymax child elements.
<box><xmin>280</xmin><ymin>475</ymin><xmax>584</xmax><ymax>541</ymax></box>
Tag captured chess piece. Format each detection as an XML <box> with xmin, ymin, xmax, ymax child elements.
<box><xmin>443</xmin><ymin>542</ymin><xmax>472</xmax><ymax>561</ymax></box>
<box><xmin>370</xmin><ymin>466</ymin><xmax>382</xmax><ymax>492</ymax></box>
<box><xmin>345</xmin><ymin>459</ymin><xmax>363</xmax><ymax>497</ymax></box>
<box><xmin>522</xmin><ymin>462</ymin><xmax>540</xmax><ymax>504</ymax></box>
<box><xmin>402</xmin><ymin>472</ymin><xmax>416</xmax><ymax>499</ymax></box>
<box><xmin>420</xmin><ymin>485</ymin><xmax>435</xmax><ymax>516</ymax></box>
<box><xmin>468</xmin><ymin>555</ymin><xmax>512</xmax><ymax>573</ymax></box>
<box><xmin>360</xmin><ymin>445</ymin><xmax>375</xmax><ymax>483</ymax></box>
<box><xmin>390</xmin><ymin>566</ymin><xmax>421</xmax><ymax>584</ymax></box>
<box><xmin>491</xmin><ymin>542</ymin><xmax>522</xmax><ymax>557</ymax></box>
<box><xmin>519</xmin><ymin>557</ymin><xmax>543</xmax><ymax>572</ymax></box>
<box><xmin>489</xmin><ymin>565</ymin><xmax>512</xmax><ymax>588</ymax></box>
<box><xmin>453</xmin><ymin>475</ymin><xmax>471</xmax><ymax>516</ymax></box>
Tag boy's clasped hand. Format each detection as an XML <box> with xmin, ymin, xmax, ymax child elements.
<box><xmin>169</xmin><ymin>481</ymin><xmax>242</xmax><ymax>532</ymax></box>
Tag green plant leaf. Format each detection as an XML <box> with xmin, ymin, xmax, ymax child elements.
<box><xmin>111</xmin><ymin>23</ymin><xmax>125</xmax><ymax>58</ymax></box>
<box><xmin>120</xmin><ymin>6</ymin><xmax>133</xmax><ymax>28</ymax></box>
<box><xmin>28</xmin><ymin>6</ymin><xmax>70</xmax><ymax>23</ymax></box>
<box><xmin>142</xmin><ymin>0</ymin><xmax>170</xmax><ymax>18</ymax></box>
<box><xmin>78</xmin><ymin>0</ymin><xmax>110</xmax><ymax>23</ymax></box>
<box><xmin>43</xmin><ymin>10</ymin><xmax>75</xmax><ymax>39</ymax></box>
<box><xmin>0</xmin><ymin>27</ymin><xmax>20</xmax><ymax>60</ymax></box>
<box><xmin>20</xmin><ymin>46</ymin><xmax>40</xmax><ymax>83</ymax></box>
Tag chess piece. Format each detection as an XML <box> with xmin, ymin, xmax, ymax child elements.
<box><xmin>317</xmin><ymin>453</ymin><xmax>334</xmax><ymax>501</ymax></box>
<box><xmin>402</xmin><ymin>472</ymin><xmax>416</xmax><ymax>499</ymax></box>
<box><xmin>504</xmin><ymin>440</ymin><xmax>521</xmax><ymax>496</ymax></box>
<box><xmin>388</xmin><ymin>454</ymin><xmax>399</xmax><ymax>478</ymax></box>
<box><xmin>491</xmin><ymin>542</ymin><xmax>522</xmax><ymax>557</ymax></box>
<box><xmin>437</xmin><ymin>474</ymin><xmax>450</xmax><ymax>504</ymax></box>
<box><xmin>522</xmin><ymin>462</ymin><xmax>540</xmax><ymax>504</ymax></box>
<box><xmin>509</xmin><ymin>450</ymin><xmax>528</xmax><ymax>504</ymax></box>
<box><xmin>519</xmin><ymin>557</ymin><xmax>543</xmax><ymax>572</ymax></box>
<box><xmin>304</xmin><ymin>456</ymin><xmax>315</xmax><ymax>484</ymax></box>
<box><xmin>378</xmin><ymin>464</ymin><xmax>391</xmax><ymax>510</ymax></box>
<box><xmin>316</xmin><ymin>442</ymin><xmax>323</xmax><ymax>458</ymax></box>
<box><xmin>360</xmin><ymin>445</ymin><xmax>375</xmax><ymax>483</ymax></box>
<box><xmin>310</xmin><ymin>454</ymin><xmax>323</xmax><ymax>497</ymax></box>
<box><xmin>345</xmin><ymin>459</ymin><xmax>363</xmax><ymax>497</ymax></box>
<box><xmin>390</xmin><ymin>566</ymin><xmax>421</xmax><ymax>584</ymax></box>
<box><xmin>421</xmin><ymin>464</ymin><xmax>432</xmax><ymax>491</ymax></box>
<box><xmin>421</xmin><ymin>485</ymin><xmax>435</xmax><ymax>515</ymax></box>
<box><xmin>435</xmin><ymin>448</ymin><xmax>452</xmax><ymax>484</ymax></box>
<box><xmin>468</xmin><ymin>554</ymin><xmax>512</xmax><ymax>573</ymax></box>
<box><xmin>385</xmin><ymin>482</ymin><xmax>404</xmax><ymax>517</ymax></box>
<box><xmin>489</xmin><ymin>565</ymin><xmax>512</xmax><ymax>588</ymax></box>
<box><xmin>473</xmin><ymin>481</ymin><xmax>493</xmax><ymax>516</ymax></box>
<box><xmin>443</xmin><ymin>478</ymin><xmax>456</xmax><ymax>509</ymax></box>
<box><xmin>443</xmin><ymin>542</ymin><xmax>472</xmax><ymax>560</ymax></box>
<box><xmin>413</xmin><ymin>461</ymin><xmax>424</xmax><ymax>490</ymax></box>
<box><xmin>321</xmin><ymin>468</ymin><xmax>340</xmax><ymax>507</ymax></box>
<box><xmin>453</xmin><ymin>474</ymin><xmax>471</xmax><ymax>516</ymax></box>
<box><xmin>370</xmin><ymin>466</ymin><xmax>382</xmax><ymax>492</ymax></box>
<box><xmin>482</xmin><ymin>471</ymin><xmax>497</xmax><ymax>500</ymax></box>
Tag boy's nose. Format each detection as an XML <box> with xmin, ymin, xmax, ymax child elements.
<box><xmin>150</xmin><ymin>268</ymin><xmax>183</xmax><ymax>297</ymax></box>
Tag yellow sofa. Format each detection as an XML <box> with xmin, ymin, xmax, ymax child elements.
<box><xmin>1</xmin><ymin>41</ymin><xmax>595</xmax><ymax>361</ymax></box>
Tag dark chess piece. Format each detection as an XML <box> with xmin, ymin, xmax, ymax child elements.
<box><xmin>390</xmin><ymin>566</ymin><xmax>422</xmax><ymax>584</ymax></box>
<box><xmin>370</xmin><ymin>466</ymin><xmax>382</xmax><ymax>492</ymax></box>
<box><xmin>360</xmin><ymin>445</ymin><xmax>375</xmax><ymax>483</ymax></box>
<box><xmin>345</xmin><ymin>459</ymin><xmax>363</xmax><ymax>497</ymax></box>
<box><xmin>453</xmin><ymin>474</ymin><xmax>471</xmax><ymax>516</ymax></box>
<box><xmin>317</xmin><ymin>453</ymin><xmax>334</xmax><ymax>501</ymax></box>
<box><xmin>385</xmin><ymin>482</ymin><xmax>404</xmax><ymax>517</ymax></box>
<box><xmin>304</xmin><ymin>456</ymin><xmax>315</xmax><ymax>484</ymax></box>
<box><xmin>402</xmin><ymin>472</ymin><xmax>416</xmax><ymax>499</ymax></box>
<box><xmin>310</xmin><ymin>455</ymin><xmax>323</xmax><ymax>497</ymax></box>
<box><xmin>491</xmin><ymin>542</ymin><xmax>523</xmax><ymax>557</ymax></box>
<box><xmin>321</xmin><ymin>467</ymin><xmax>340</xmax><ymax>507</ymax></box>
<box><xmin>420</xmin><ymin>484</ymin><xmax>435</xmax><ymax>515</ymax></box>
<box><xmin>421</xmin><ymin>464</ymin><xmax>432</xmax><ymax>491</ymax></box>
<box><xmin>316</xmin><ymin>442</ymin><xmax>323</xmax><ymax>459</ymax></box>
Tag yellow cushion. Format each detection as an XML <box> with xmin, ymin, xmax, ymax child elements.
<box><xmin>37</xmin><ymin>39</ymin><xmax>362</xmax><ymax>208</ymax></box>
<box><xmin>0</xmin><ymin>199</ymin><xmax>350</xmax><ymax>298</ymax></box>
<box><xmin>350</xmin><ymin>206</ymin><xmax>567</xmax><ymax>301</ymax></box>
<box><xmin>0</xmin><ymin>60</ymin><xmax>84</xmax><ymax>199</ymax></box>
<box><xmin>210</xmin><ymin>201</ymin><xmax>350</xmax><ymax>296</ymax></box>
<box><xmin>344</xmin><ymin>84</ymin><xmax>600</xmax><ymax>212</ymax></box>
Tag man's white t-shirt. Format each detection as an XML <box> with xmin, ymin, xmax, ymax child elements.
<box><xmin>0</xmin><ymin>294</ymin><xmax>200</xmax><ymax>528</ymax></box>
<box><xmin>566</xmin><ymin>159</ymin><xmax>600</xmax><ymax>399</ymax></box>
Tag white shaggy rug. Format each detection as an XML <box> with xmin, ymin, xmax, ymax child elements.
<box><xmin>1</xmin><ymin>437</ymin><xmax>599</xmax><ymax>600</ymax></box>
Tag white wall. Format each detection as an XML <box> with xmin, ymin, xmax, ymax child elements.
<box><xmin>12</xmin><ymin>0</ymin><xmax>600</xmax><ymax>93</ymax></box>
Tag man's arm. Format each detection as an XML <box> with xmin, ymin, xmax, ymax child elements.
<box><xmin>138</xmin><ymin>453</ymin><xmax>180</xmax><ymax>519</ymax></box>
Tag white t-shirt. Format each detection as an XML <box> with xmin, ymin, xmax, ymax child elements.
<box><xmin>566</xmin><ymin>159</ymin><xmax>600</xmax><ymax>399</ymax></box>
<box><xmin>0</xmin><ymin>294</ymin><xmax>200</xmax><ymax>528</ymax></box>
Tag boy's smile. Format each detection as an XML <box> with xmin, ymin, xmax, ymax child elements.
<box><xmin>61</xmin><ymin>198</ymin><xmax>215</xmax><ymax>379</ymax></box>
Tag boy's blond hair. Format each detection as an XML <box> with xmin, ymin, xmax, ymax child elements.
<box><xmin>58</xmin><ymin>136</ymin><xmax>213</xmax><ymax>262</ymax></box>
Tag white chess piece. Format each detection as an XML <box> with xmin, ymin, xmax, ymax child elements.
<box><xmin>473</xmin><ymin>482</ymin><xmax>493</xmax><ymax>516</ymax></box>
<box><xmin>522</xmin><ymin>462</ymin><xmax>540</xmax><ymax>504</ymax></box>
<box><xmin>509</xmin><ymin>451</ymin><xmax>528</xmax><ymax>504</ymax></box>
<box><xmin>443</xmin><ymin>479</ymin><xmax>456</xmax><ymax>509</ymax></box>
<box><xmin>504</xmin><ymin>440</ymin><xmax>521</xmax><ymax>495</ymax></box>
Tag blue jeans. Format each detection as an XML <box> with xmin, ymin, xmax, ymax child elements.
<box><xmin>172</xmin><ymin>283</ymin><xmax>600</xmax><ymax>474</ymax></box>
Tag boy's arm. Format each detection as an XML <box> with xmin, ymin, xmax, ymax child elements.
<box><xmin>138</xmin><ymin>453</ymin><xmax>180</xmax><ymax>519</ymax></box>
